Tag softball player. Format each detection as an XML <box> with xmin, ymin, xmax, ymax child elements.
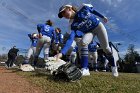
<box><xmin>56</xmin><ymin>4</ymin><xmax>118</xmax><ymax>77</ymax></box>
<box><xmin>53</xmin><ymin>28</ymin><xmax>64</xmax><ymax>54</ymax></box>
<box><xmin>22</xmin><ymin>33</ymin><xmax>38</xmax><ymax>64</ymax></box>
<box><xmin>102</xmin><ymin>55</ymin><xmax>109</xmax><ymax>72</ymax></box>
<box><xmin>66</xmin><ymin>40</ymin><xmax>78</xmax><ymax>64</ymax></box>
<box><xmin>34</xmin><ymin>20</ymin><xmax>56</xmax><ymax>66</ymax></box>
<box><xmin>88</xmin><ymin>41</ymin><xmax>98</xmax><ymax>72</ymax></box>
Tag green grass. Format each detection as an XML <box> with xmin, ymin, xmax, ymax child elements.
<box><xmin>16</xmin><ymin>70</ymin><xmax>140</xmax><ymax>93</ymax></box>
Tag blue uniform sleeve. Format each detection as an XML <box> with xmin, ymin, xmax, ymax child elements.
<box><xmin>85</xmin><ymin>6</ymin><xmax>105</xmax><ymax>18</ymax></box>
<box><xmin>92</xmin><ymin>10</ymin><xmax>105</xmax><ymax>18</ymax></box>
<box><xmin>37</xmin><ymin>24</ymin><xmax>44</xmax><ymax>33</ymax></box>
<box><xmin>28</xmin><ymin>34</ymin><xmax>32</xmax><ymax>40</ymax></box>
<box><xmin>61</xmin><ymin>31</ymin><xmax>75</xmax><ymax>55</ymax></box>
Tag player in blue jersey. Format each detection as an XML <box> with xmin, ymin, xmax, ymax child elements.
<box><xmin>56</xmin><ymin>4</ymin><xmax>118</xmax><ymax>77</ymax></box>
<box><xmin>22</xmin><ymin>33</ymin><xmax>38</xmax><ymax>64</ymax></box>
<box><xmin>65</xmin><ymin>40</ymin><xmax>78</xmax><ymax>64</ymax></box>
<box><xmin>34</xmin><ymin>20</ymin><xmax>56</xmax><ymax>66</ymax></box>
<box><xmin>55</xmin><ymin>28</ymin><xmax>64</xmax><ymax>44</ymax></box>
<box><xmin>88</xmin><ymin>41</ymin><xmax>99</xmax><ymax>72</ymax></box>
<box><xmin>70</xmin><ymin>43</ymin><xmax>78</xmax><ymax>64</ymax></box>
<box><xmin>53</xmin><ymin>28</ymin><xmax>64</xmax><ymax>54</ymax></box>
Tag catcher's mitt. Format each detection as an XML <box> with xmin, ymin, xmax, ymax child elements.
<box><xmin>53</xmin><ymin>62</ymin><xmax>82</xmax><ymax>82</ymax></box>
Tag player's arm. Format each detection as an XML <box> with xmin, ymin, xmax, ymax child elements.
<box><xmin>28</xmin><ymin>34</ymin><xmax>33</xmax><ymax>40</ymax></box>
<box><xmin>61</xmin><ymin>31</ymin><xmax>75</xmax><ymax>55</ymax></box>
<box><xmin>56</xmin><ymin>31</ymin><xmax>75</xmax><ymax>60</ymax></box>
<box><xmin>85</xmin><ymin>5</ymin><xmax>108</xmax><ymax>23</ymax></box>
<box><xmin>37</xmin><ymin>24</ymin><xmax>43</xmax><ymax>38</ymax></box>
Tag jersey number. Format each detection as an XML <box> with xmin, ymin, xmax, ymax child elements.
<box><xmin>45</xmin><ymin>26</ymin><xmax>50</xmax><ymax>32</ymax></box>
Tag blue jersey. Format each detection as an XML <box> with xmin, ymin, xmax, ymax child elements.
<box><xmin>88</xmin><ymin>41</ymin><xmax>97</xmax><ymax>52</ymax></box>
<box><xmin>37</xmin><ymin>24</ymin><xmax>56</xmax><ymax>38</ymax></box>
<box><xmin>28</xmin><ymin>34</ymin><xmax>38</xmax><ymax>47</ymax></box>
<box><xmin>55</xmin><ymin>33</ymin><xmax>63</xmax><ymax>44</ymax></box>
<box><xmin>61</xmin><ymin>4</ymin><xmax>104</xmax><ymax>55</ymax></box>
<box><xmin>71</xmin><ymin>5</ymin><xmax>104</xmax><ymax>33</ymax></box>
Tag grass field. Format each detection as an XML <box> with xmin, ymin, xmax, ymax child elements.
<box><xmin>16</xmin><ymin>70</ymin><xmax>140</xmax><ymax>93</ymax></box>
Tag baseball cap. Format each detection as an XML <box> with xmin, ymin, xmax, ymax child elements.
<box><xmin>58</xmin><ymin>4</ymin><xmax>72</xmax><ymax>18</ymax></box>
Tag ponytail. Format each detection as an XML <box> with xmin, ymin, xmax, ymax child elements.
<box><xmin>46</xmin><ymin>20</ymin><xmax>53</xmax><ymax>26</ymax></box>
<box><xmin>55</xmin><ymin>27</ymin><xmax>61</xmax><ymax>33</ymax></box>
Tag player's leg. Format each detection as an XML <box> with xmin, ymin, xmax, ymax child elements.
<box><xmin>94</xmin><ymin>22</ymin><xmax>118</xmax><ymax>77</ymax></box>
<box><xmin>34</xmin><ymin>38</ymin><xmax>44</xmax><ymax>66</ymax></box>
<box><xmin>43</xmin><ymin>43</ymin><xmax>50</xmax><ymax>61</ymax></box>
<box><xmin>23</xmin><ymin>47</ymin><xmax>33</xmax><ymax>64</ymax></box>
<box><xmin>80</xmin><ymin>33</ymin><xmax>93</xmax><ymax>76</ymax></box>
<box><xmin>92</xmin><ymin>51</ymin><xmax>98</xmax><ymax>72</ymax></box>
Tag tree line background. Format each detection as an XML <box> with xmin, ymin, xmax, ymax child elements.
<box><xmin>0</xmin><ymin>44</ymin><xmax>140</xmax><ymax>73</ymax></box>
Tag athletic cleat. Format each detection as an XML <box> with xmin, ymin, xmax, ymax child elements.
<box><xmin>81</xmin><ymin>68</ymin><xmax>90</xmax><ymax>76</ymax></box>
<box><xmin>111</xmin><ymin>66</ymin><xmax>119</xmax><ymax>77</ymax></box>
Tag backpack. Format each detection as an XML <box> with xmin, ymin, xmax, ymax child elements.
<box><xmin>53</xmin><ymin>62</ymin><xmax>82</xmax><ymax>82</ymax></box>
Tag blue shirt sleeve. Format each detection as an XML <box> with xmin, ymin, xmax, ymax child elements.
<box><xmin>28</xmin><ymin>34</ymin><xmax>32</xmax><ymax>40</ymax></box>
<box><xmin>61</xmin><ymin>31</ymin><xmax>75</xmax><ymax>55</ymax></box>
<box><xmin>85</xmin><ymin>6</ymin><xmax>105</xmax><ymax>18</ymax></box>
<box><xmin>37</xmin><ymin>24</ymin><xmax>44</xmax><ymax>33</ymax></box>
<box><xmin>92</xmin><ymin>10</ymin><xmax>105</xmax><ymax>18</ymax></box>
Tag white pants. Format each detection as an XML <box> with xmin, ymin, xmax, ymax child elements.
<box><xmin>81</xmin><ymin>22</ymin><xmax>112</xmax><ymax>54</ymax></box>
<box><xmin>70</xmin><ymin>51</ymin><xmax>77</xmax><ymax>64</ymax></box>
<box><xmin>26</xmin><ymin>46</ymin><xmax>36</xmax><ymax>59</ymax></box>
<box><xmin>103</xmin><ymin>55</ymin><xmax>109</xmax><ymax>69</ymax></box>
<box><xmin>35</xmin><ymin>36</ymin><xmax>51</xmax><ymax>60</ymax></box>
<box><xmin>82</xmin><ymin>22</ymin><xmax>117</xmax><ymax>67</ymax></box>
<box><xmin>88</xmin><ymin>51</ymin><xmax>98</xmax><ymax>68</ymax></box>
<box><xmin>89</xmin><ymin>52</ymin><xmax>98</xmax><ymax>62</ymax></box>
<box><xmin>75</xmin><ymin>22</ymin><xmax>116</xmax><ymax>67</ymax></box>
<box><xmin>66</xmin><ymin>41</ymin><xmax>77</xmax><ymax>63</ymax></box>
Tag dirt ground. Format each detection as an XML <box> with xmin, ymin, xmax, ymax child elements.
<box><xmin>0</xmin><ymin>66</ymin><xmax>44</xmax><ymax>93</ymax></box>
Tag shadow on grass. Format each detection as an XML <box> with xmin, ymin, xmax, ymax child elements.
<box><xmin>8</xmin><ymin>67</ymin><xmax>81</xmax><ymax>83</ymax></box>
<box><xmin>31</xmin><ymin>70</ymin><xmax>79</xmax><ymax>83</ymax></box>
<box><xmin>34</xmin><ymin>72</ymin><xmax>68</xmax><ymax>82</ymax></box>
